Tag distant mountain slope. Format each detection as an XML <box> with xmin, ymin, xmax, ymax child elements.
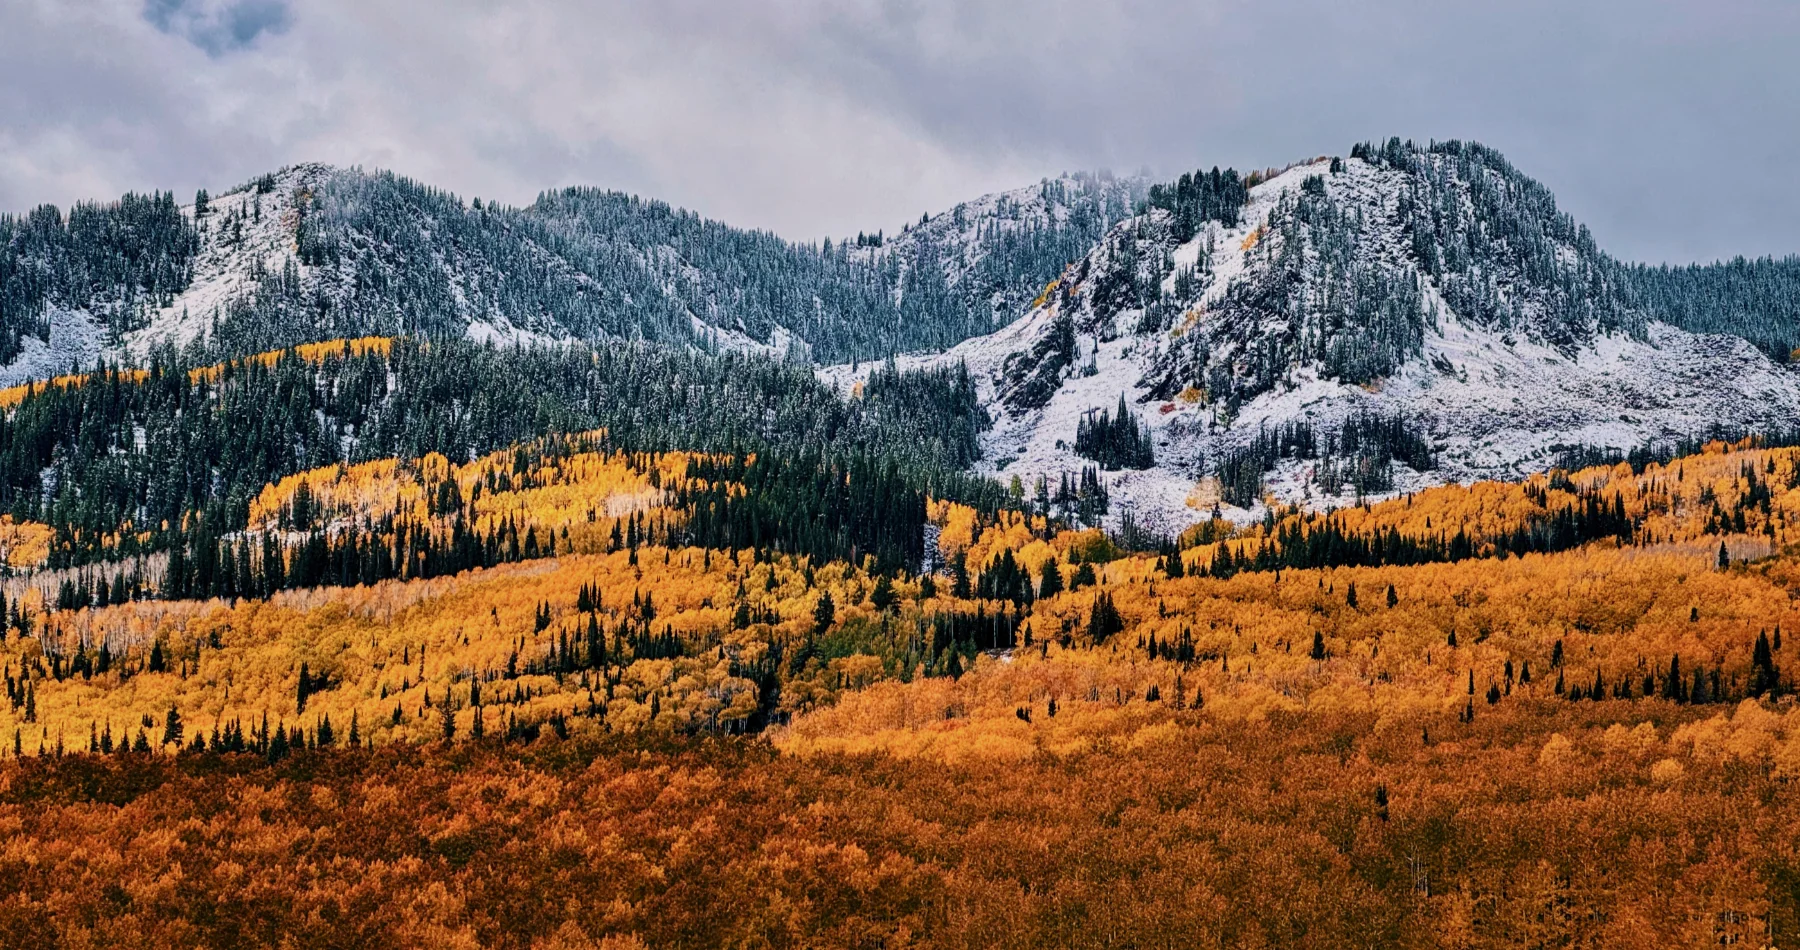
<box><xmin>826</xmin><ymin>141</ymin><xmax>1800</xmax><ymax>534</ymax></box>
<box><xmin>0</xmin><ymin>335</ymin><xmax>995</xmax><ymax>571</ymax></box>
<box><xmin>8</xmin><ymin>139</ymin><xmax>1800</xmax><ymax>538</ymax></box>
<box><xmin>1626</xmin><ymin>254</ymin><xmax>1800</xmax><ymax>361</ymax></box>
<box><xmin>0</xmin><ymin>190</ymin><xmax>197</xmax><ymax>377</ymax></box>
<box><xmin>0</xmin><ymin>165</ymin><xmax>1144</xmax><ymax>382</ymax></box>
<box><xmin>848</xmin><ymin>171</ymin><xmax>1148</xmax><ymax>350</ymax></box>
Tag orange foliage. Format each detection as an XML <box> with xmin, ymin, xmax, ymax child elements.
<box><xmin>1182</xmin><ymin>441</ymin><xmax>1800</xmax><ymax>567</ymax></box>
<box><xmin>2</xmin><ymin>439</ymin><xmax>1800</xmax><ymax>943</ymax></box>
<box><xmin>245</xmin><ymin>434</ymin><xmax>688</xmax><ymax>555</ymax></box>
<box><xmin>0</xmin><ymin>369</ymin><xmax>149</xmax><ymax>410</ymax></box>
<box><xmin>0</xmin><ymin>517</ymin><xmax>51</xmax><ymax>571</ymax></box>
<box><xmin>0</xmin><ymin>337</ymin><xmax>396</xmax><ymax>412</ymax></box>
<box><xmin>185</xmin><ymin>335</ymin><xmax>394</xmax><ymax>385</ymax></box>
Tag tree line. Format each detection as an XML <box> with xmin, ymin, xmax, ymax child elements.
<box><xmin>0</xmin><ymin>337</ymin><xmax>996</xmax><ymax>572</ymax></box>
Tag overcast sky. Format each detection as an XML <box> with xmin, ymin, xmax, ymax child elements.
<box><xmin>3</xmin><ymin>0</ymin><xmax>1797</xmax><ymax>264</ymax></box>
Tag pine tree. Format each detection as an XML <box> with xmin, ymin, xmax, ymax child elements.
<box><xmin>161</xmin><ymin>707</ymin><xmax>183</xmax><ymax>748</ymax></box>
<box><xmin>1663</xmin><ymin>656</ymin><xmax>1686</xmax><ymax>703</ymax></box>
<box><xmin>1086</xmin><ymin>592</ymin><xmax>1125</xmax><ymax>644</ymax></box>
<box><xmin>1073</xmin><ymin>394</ymin><xmax>1154</xmax><ymax>470</ymax></box>
<box><xmin>870</xmin><ymin>576</ymin><xmax>895</xmax><ymax>613</ymax></box>
<box><xmin>1752</xmin><ymin>631</ymin><xmax>1780</xmax><ymax>697</ymax></box>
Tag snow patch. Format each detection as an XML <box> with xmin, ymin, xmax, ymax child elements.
<box><xmin>0</xmin><ymin>308</ymin><xmax>108</xmax><ymax>387</ymax></box>
<box><xmin>824</xmin><ymin>156</ymin><xmax>1800</xmax><ymax>539</ymax></box>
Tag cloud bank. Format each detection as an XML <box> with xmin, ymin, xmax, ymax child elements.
<box><xmin>2</xmin><ymin>0</ymin><xmax>1797</xmax><ymax>263</ymax></box>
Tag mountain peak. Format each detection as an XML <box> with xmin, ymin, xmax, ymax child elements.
<box><xmin>5</xmin><ymin>141</ymin><xmax>1800</xmax><ymax>535</ymax></box>
<box><xmin>822</xmin><ymin>141</ymin><xmax>1800</xmax><ymax>535</ymax></box>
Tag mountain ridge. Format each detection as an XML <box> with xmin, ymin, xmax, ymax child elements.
<box><xmin>6</xmin><ymin>139</ymin><xmax>1800</xmax><ymax>537</ymax></box>
<box><xmin>0</xmin><ymin>162</ymin><xmax>1146</xmax><ymax>384</ymax></box>
<box><xmin>825</xmin><ymin>144</ymin><xmax>1800</xmax><ymax>534</ymax></box>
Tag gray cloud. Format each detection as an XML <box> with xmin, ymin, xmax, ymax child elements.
<box><xmin>3</xmin><ymin>0</ymin><xmax>1798</xmax><ymax>264</ymax></box>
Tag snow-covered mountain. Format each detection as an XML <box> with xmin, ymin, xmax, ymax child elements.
<box><xmin>825</xmin><ymin>142</ymin><xmax>1800</xmax><ymax>534</ymax></box>
<box><xmin>0</xmin><ymin>164</ymin><xmax>1142</xmax><ymax>381</ymax></box>
<box><xmin>846</xmin><ymin>171</ymin><xmax>1147</xmax><ymax>337</ymax></box>
<box><xmin>7</xmin><ymin>139</ymin><xmax>1800</xmax><ymax>536</ymax></box>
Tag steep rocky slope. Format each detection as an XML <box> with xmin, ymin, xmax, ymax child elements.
<box><xmin>0</xmin><ymin>165</ymin><xmax>1144</xmax><ymax>382</ymax></box>
<box><xmin>8</xmin><ymin>140</ymin><xmax>1800</xmax><ymax>538</ymax></box>
<box><xmin>826</xmin><ymin>144</ymin><xmax>1800</xmax><ymax>534</ymax></box>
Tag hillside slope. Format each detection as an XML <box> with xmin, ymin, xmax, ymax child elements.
<box><xmin>0</xmin><ymin>166</ymin><xmax>1144</xmax><ymax>382</ymax></box>
<box><xmin>7</xmin><ymin>436</ymin><xmax>1800</xmax><ymax>946</ymax></box>
<box><xmin>826</xmin><ymin>142</ymin><xmax>1800</xmax><ymax>533</ymax></box>
<box><xmin>8</xmin><ymin>141</ymin><xmax>1800</xmax><ymax>535</ymax></box>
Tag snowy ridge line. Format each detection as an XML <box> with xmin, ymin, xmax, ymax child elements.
<box><xmin>5</xmin><ymin>164</ymin><xmax>1147</xmax><ymax>373</ymax></box>
<box><xmin>822</xmin><ymin>156</ymin><xmax>1800</xmax><ymax>538</ymax></box>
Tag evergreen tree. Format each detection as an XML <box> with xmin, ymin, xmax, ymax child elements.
<box><xmin>297</xmin><ymin>662</ymin><xmax>314</xmax><ymax>714</ymax></box>
<box><xmin>870</xmin><ymin>575</ymin><xmax>895</xmax><ymax>613</ymax></box>
<box><xmin>1663</xmin><ymin>656</ymin><xmax>1687</xmax><ymax>703</ymax></box>
<box><xmin>161</xmin><ymin>707</ymin><xmax>183</xmax><ymax>748</ymax></box>
<box><xmin>1752</xmin><ymin>631</ymin><xmax>1780</xmax><ymax>697</ymax></box>
<box><xmin>1086</xmin><ymin>592</ymin><xmax>1124</xmax><ymax>644</ymax></box>
<box><xmin>1073</xmin><ymin>395</ymin><xmax>1155</xmax><ymax>470</ymax></box>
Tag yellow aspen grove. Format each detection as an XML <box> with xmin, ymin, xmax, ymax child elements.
<box><xmin>12</xmin><ymin>97</ymin><xmax>1800</xmax><ymax>945</ymax></box>
<box><xmin>3</xmin><ymin>387</ymin><xmax>1800</xmax><ymax>945</ymax></box>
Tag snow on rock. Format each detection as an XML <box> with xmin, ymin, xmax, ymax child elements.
<box><xmin>848</xmin><ymin>171</ymin><xmax>1148</xmax><ymax>327</ymax></box>
<box><xmin>0</xmin><ymin>307</ymin><xmax>108</xmax><ymax>388</ymax></box>
<box><xmin>823</xmin><ymin>157</ymin><xmax>1800</xmax><ymax>538</ymax></box>
<box><xmin>124</xmin><ymin>164</ymin><xmax>334</xmax><ymax>358</ymax></box>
